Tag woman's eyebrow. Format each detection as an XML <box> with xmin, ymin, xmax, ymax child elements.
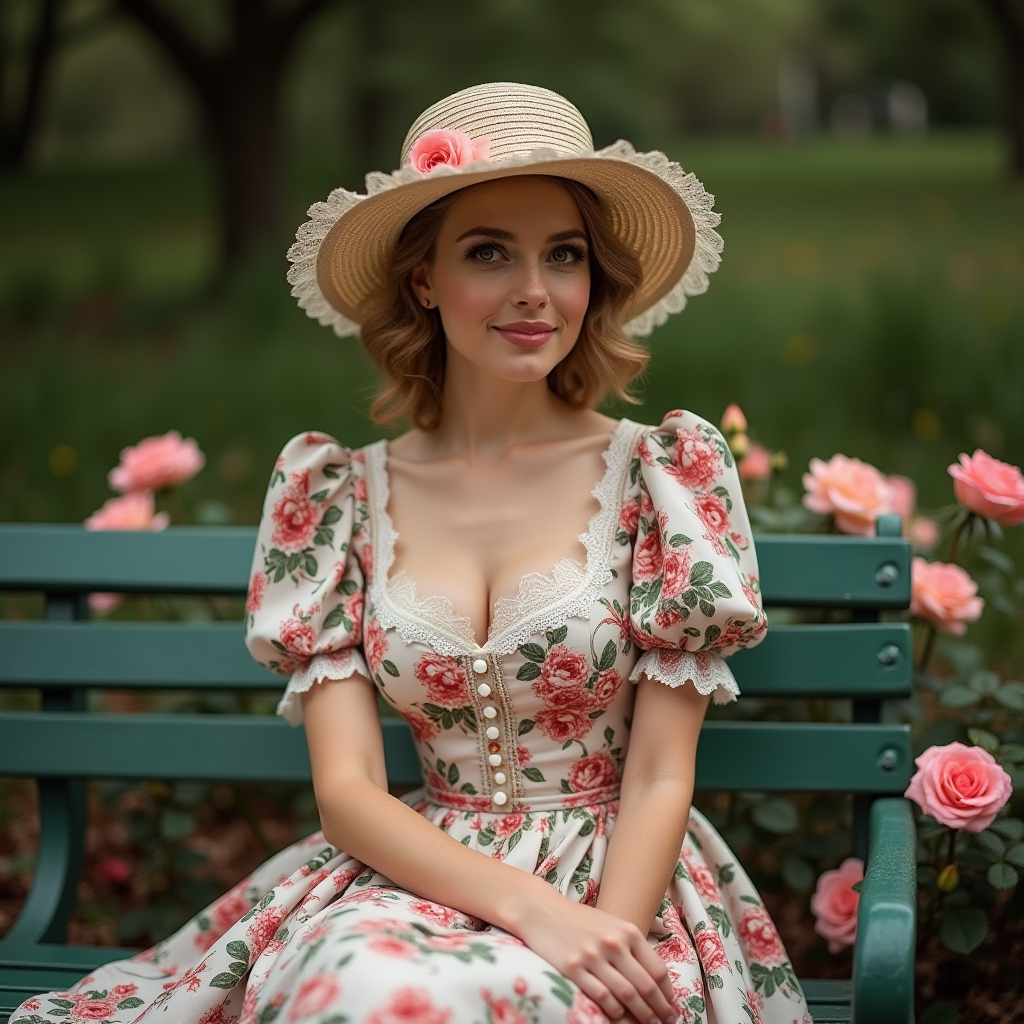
<box><xmin>546</xmin><ymin>229</ymin><xmax>588</xmax><ymax>243</ymax></box>
<box><xmin>454</xmin><ymin>226</ymin><xmax>516</xmax><ymax>242</ymax></box>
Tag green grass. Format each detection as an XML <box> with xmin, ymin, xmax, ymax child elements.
<box><xmin>1</xmin><ymin>131</ymin><xmax>1022</xmax><ymax>528</ymax></box>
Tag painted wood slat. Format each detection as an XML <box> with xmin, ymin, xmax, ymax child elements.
<box><xmin>0</xmin><ymin>714</ymin><xmax>911</xmax><ymax>793</ymax></box>
<box><xmin>0</xmin><ymin>525</ymin><xmax>911</xmax><ymax>608</ymax></box>
<box><xmin>0</xmin><ymin>621</ymin><xmax>913</xmax><ymax>697</ymax></box>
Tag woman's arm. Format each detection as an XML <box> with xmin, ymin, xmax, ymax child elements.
<box><xmin>302</xmin><ymin>672</ymin><xmax>681</xmax><ymax>1024</ymax></box>
<box><xmin>595</xmin><ymin>676</ymin><xmax>711</xmax><ymax>935</ymax></box>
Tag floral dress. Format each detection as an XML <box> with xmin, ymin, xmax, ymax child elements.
<box><xmin>11</xmin><ymin>411</ymin><xmax>811</xmax><ymax>1024</ymax></box>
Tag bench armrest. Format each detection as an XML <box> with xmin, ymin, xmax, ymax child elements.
<box><xmin>851</xmin><ymin>797</ymin><xmax>917</xmax><ymax>1024</ymax></box>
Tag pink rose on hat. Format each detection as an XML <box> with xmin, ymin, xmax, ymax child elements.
<box><xmin>904</xmin><ymin>741</ymin><xmax>1012</xmax><ymax>832</ymax></box>
<box><xmin>408</xmin><ymin>130</ymin><xmax>490</xmax><ymax>175</ymax></box>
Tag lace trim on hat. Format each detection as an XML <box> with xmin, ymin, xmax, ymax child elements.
<box><xmin>628</xmin><ymin>648</ymin><xmax>740</xmax><ymax>705</ymax></box>
<box><xmin>285</xmin><ymin>139</ymin><xmax>722</xmax><ymax>339</ymax></box>
<box><xmin>364</xmin><ymin>419</ymin><xmax>642</xmax><ymax>658</ymax></box>
<box><xmin>277</xmin><ymin>647</ymin><xmax>370</xmax><ymax>726</ymax></box>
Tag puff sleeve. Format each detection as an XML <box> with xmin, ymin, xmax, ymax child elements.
<box><xmin>627</xmin><ymin>410</ymin><xmax>767</xmax><ymax>704</ymax></box>
<box><xmin>244</xmin><ymin>431</ymin><xmax>370</xmax><ymax>726</ymax></box>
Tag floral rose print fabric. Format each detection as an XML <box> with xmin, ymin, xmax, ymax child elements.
<box><xmin>12</xmin><ymin>411</ymin><xmax>809</xmax><ymax>1024</ymax></box>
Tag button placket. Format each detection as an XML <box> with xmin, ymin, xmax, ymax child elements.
<box><xmin>471</xmin><ymin>651</ymin><xmax>509</xmax><ymax>808</ymax></box>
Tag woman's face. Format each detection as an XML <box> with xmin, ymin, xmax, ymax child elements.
<box><xmin>411</xmin><ymin>176</ymin><xmax>591</xmax><ymax>383</ymax></box>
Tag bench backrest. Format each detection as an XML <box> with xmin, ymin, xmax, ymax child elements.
<box><xmin>0</xmin><ymin>518</ymin><xmax>912</xmax><ymax>944</ymax></box>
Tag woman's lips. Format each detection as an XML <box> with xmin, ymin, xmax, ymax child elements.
<box><xmin>492</xmin><ymin>322</ymin><xmax>555</xmax><ymax>348</ymax></box>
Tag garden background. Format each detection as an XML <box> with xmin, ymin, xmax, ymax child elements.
<box><xmin>1</xmin><ymin>0</ymin><xmax>1023</xmax><ymax>1021</ymax></box>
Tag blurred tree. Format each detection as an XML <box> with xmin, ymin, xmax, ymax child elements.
<box><xmin>982</xmin><ymin>0</ymin><xmax>1024</xmax><ymax>176</ymax></box>
<box><xmin>115</xmin><ymin>0</ymin><xmax>339</xmax><ymax>268</ymax></box>
<box><xmin>0</xmin><ymin>0</ymin><xmax>62</xmax><ymax>168</ymax></box>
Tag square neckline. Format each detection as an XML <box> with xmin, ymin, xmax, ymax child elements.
<box><xmin>364</xmin><ymin>417</ymin><xmax>640</xmax><ymax>656</ymax></box>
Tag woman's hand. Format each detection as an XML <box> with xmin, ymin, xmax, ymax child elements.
<box><xmin>513</xmin><ymin>891</ymin><xmax>679</xmax><ymax>1024</ymax></box>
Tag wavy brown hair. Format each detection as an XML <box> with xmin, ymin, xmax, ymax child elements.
<box><xmin>358</xmin><ymin>176</ymin><xmax>647</xmax><ymax>431</ymax></box>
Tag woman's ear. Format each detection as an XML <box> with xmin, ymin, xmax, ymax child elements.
<box><xmin>410</xmin><ymin>260</ymin><xmax>434</xmax><ymax>309</ymax></box>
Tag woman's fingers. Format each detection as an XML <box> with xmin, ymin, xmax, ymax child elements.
<box><xmin>571</xmin><ymin>969</ymin><xmax>625</xmax><ymax>1020</ymax></box>
<box><xmin>628</xmin><ymin>930</ymin><xmax>677</xmax><ymax>1008</ymax></box>
<box><xmin>594</xmin><ymin>956</ymin><xmax>678</xmax><ymax>1024</ymax></box>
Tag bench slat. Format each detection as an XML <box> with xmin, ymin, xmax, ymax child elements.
<box><xmin>0</xmin><ymin>621</ymin><xmax>912</xmax><ymax>697</ymax></box>
<box><xmin>0</xmin><ymin>525</ymin><xmax>911</xmax><ymax>608</ymax></box>
<box><xmin>0</xmin><ymin>713</ymin><xmax>911</xmax><ymax>793</ymax></box>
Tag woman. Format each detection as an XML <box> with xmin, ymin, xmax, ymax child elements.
<box><xmin>10</xmin><ymin>83</ymin><xmax>809</xmax><ymax>1024</ymax></box>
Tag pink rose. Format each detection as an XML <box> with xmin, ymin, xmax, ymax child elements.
<box><xmin>670</xmin><ymin>427</ymin><xmax>723</xmax><ymax>491</ymax></box>
<box><xmin>279</xmin><ymin>617</ymin><xmax>317</xmax><ymax>658</ymax></box>
<box><xmin>366</xmin><ymin>987</ymin><xmax>453</xmax><ymax>1024</ymax></box>
<box><xmin>633</xmin><ymin>515</ymin><xmax>666</xmax><ymax>582</ymax></box>
<box><xmin>246</xmin><ymin>571</ymin><xmax>268</xmax><ymax>615</ymax></box>
<box><xmin>887</xmin><ymin>474</ymin><xmax>916</xmax><ymax>525</ymax></box>
<box><xmin>535</xmin><ymin>704</ymin><xmax>593</xmax><ymax>743</ymax></box>
<box><xmin>289</xmin><ymin>973</ymin><xmax>342</xmax><ymax>1020</ymax></box>
<box><xmin>911</xmin><ymin>558</ymin><xmax>984</xmax><ymax>635</ymax></box>
<box><xmin>619</xmin><ymin>498</ymin><xmax>641</xmax><ymax>536</ymax></box>
<box><xmin>369</xmin><ymin>935</ymin><xmax>417</xmax><ymax>958</ymax></box>
<box><xmin>271</xmin><ymin>471</ymin><xmax>321</xmax><ymax>553</ymax></box>
<box><xmin>810</xmin><ymin>857</ymin><xmax>863</xmax><ymax>953</ymax></box>
<box><xmin>408</xmin><ymin>129</ymin><xmax>490</xmax><ymax>175</ymax></box>
<box><xmin>737</xmin><ymin>904</ymin><xmax>786</xmax><ymax>964</ymax></box>
<box><xmin>802</xmin><ymin>454</ymin><xmax>894</xmax><ymax>535</ymax></box>
<box><xmin>660</xmin><ymin>548</ymin><xmax>692</xmax><ymax>599</ymax></box>
<box><xmin>107</xmin><ymin>430</ymin><xmax>204</xmax><ymax>493</ymax></box>
<box><xmin>593</xmin><ymin>668</ymin><xmax>623</xmax><ymax>705</ymax></box>
<box><xmin>534</xmin><ymin>644</ymin><xmax>591</xmax><ymax>701</ymax></box>
<box><xmin>948</xmin><ymin>450</ymin><xmax>1024</xmax><ymax>525</ymax></box>
<box><xmin>85</xmin><ymin>490</ymin><xmax>170</xmax><ymax>531</ymax></box>
<box><xmin>567</xmin><ymin>992</ymin><xmax>607</xmax><ymax>1024</ymax></box>
<box><xmin>694</xmin><ymin>924</ymin><xmax>730</xmax><ymax>975</ymax></box>
<box><xmin>414</xmin><ymin>652</ymin><xmax>470</xmax><ymax>708</ymax></box>
<box><xmin>403</xmin><ymin>709</ymin><xmax>439</xmax><ymax>743</ymax></box>
<box><xmin>568</xmin><ymin>752</ymin><xmax>620</xmax><ymax>792</ymax></box>
<box><xmin>909</xmin><ymin>515</ymin><xmax>940</xmax><ymax>552</ymax></box>
<box><xmin>720</xmin><ymin>404</ymin><xmax>747</xmax><ymax>434</ymax></box>
<box><xmin>70</xmin><ymin>995</ymin><xmax>119</xmax><ymax>1019</ymax></box>
<box><xmin>494</xmin><ymin>812</ymin><xmax>525</xmax><ymax>837</ymax></box>
<box><xmin>905</xmin><ymin>741</ymin><xmax>1013</xmax><ymax>832</ymax></box>
<box><xmin>739</xmin><ymin>443</ymin><xmax>772</xmax><ymax>481</ymax></box>
<box><xmin>364</xmin><ymin>617</ymin><xmax>389</xmax><ymax>677</ymax></box>
<box><xmin>245</xmin><ymin>904</ymin><xmax>288</xmax><ymax>951</ymax></box>
<box><xmin>655</xmin><ymin>933</ymin><xmax>696</xmax><ymax>964</ymax></box>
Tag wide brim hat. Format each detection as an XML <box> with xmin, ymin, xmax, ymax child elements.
<box><xmin>287</xmin><ymin>82</ymin><xmax>723</xmax><ymax>338</ymax></box>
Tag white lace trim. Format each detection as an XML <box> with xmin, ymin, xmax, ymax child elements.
<box><xmin>364</xmin><ymin>419</ymin><xmax>642</xmax><ymax>657</ymax></box>
<box><xmin>285</xmin><ymin>139</ymin><xmax>722</xmax><ymax>340</ymax></box>
<box><xmin>628</xmin><ymin>649</ymin><xmax>740</xmax><ymax>705</ymax></box>
<box><xmin>277</xmin><ymin>647</ymin><xmax>370</xmax><ymax>727</ymax></box>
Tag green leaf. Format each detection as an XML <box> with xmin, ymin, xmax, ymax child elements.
<box><xmin>522</xmin><ymin>767</ymin><xmax>546</xmax><ymax>782</ymax></box>
<box><xmin>969</xmin><ymin>670</ymin><xmax>1000</xmax><ymax>693</ymax></box>
<box><xmin>781</xmin><ymin>853</ymin><xmax>815</xmax><ymax>892</ymax></box>
<box><xmin>518</xmin><ymin>719</ymin><xmax>535</xmax><ymax>735</ymax></box>
<box><xmin>309</xmin><ymin>489</ymin><xmax>329</xmax><ymax>502</ymax></box>
<box><xmin>519</xmin><ymin>643</ymin><xmax>547</xmax><ymax>663</ymax></box>
<box><xmin>977</xmin><ymin>831</ymin><xmax>1005</xmax><ymax>858</ymax></box>
<box><xmin>709</xmin><ymin>581</ymin><xmax>732</xmax><ymax>599</ymax></box>
<box><xmin>209</xmin><ymin>972</ymin><xmax>242</xmax><ymax>989</ymax></box>
<box><xmin>995</xmin><ymin>687</ymin><xmax>1024</xmax><ymax>711</ymax></box>
<box><xmin>228</xmin><ymin>960</ymin><xmax>248</xmax><ymax>976</ymax></box>
<box><xmin>990</xmin><ymin>819</ymin><xmax>1024</xmax><ymax>841</ymax></box>
<box><xmin>303</xmin><ymin>553</ymin><xmax>318</xmax><ymax>577</ymax></box>
<box><xmin>1004</xmin><ymin>843</ymin><xmax>1024</xmax><ymax>868</ymax></box>
<box><xmin>548</xmin><ymin>625</ymin><xmax>568</xmax><ymax>645</ymax></box>
<box><xmin>323</xmin><ymin>607</ymin><xmax>346</xmax><ymax>629</ymax></box>
<box><xmin>382</xmin><ymin>660</ymin><xmax>400</xmax><ymax>676</ymax></box>
<box><xmin>598</xmin><ymin>639</ymin><xmax>618</xmax><ymax>671</ymax></box>
<box><xmin>322</xmin><ymin>463</ymin><xmax>344</xmax><ymax>479</ymax></box>
<box><xmin>516</xmin><ymin>661</ymin><xmax>542</xmax><ymax>681</ymax></box>
<box><xmin>320</xmin><ymin>506</ymin><xmax>342</xmax><ymax>525</ymax></box>
<box><xmin>939</xmin><ymin>685</ymin><xmax>979</xmax><ymax>709</ymax></box>
<box><xmin>560</xmin><ymin>779</ymin><xmax>572</xmax><ymax>793</ymax></box>
<box><xmin>226</xmin><ymin>940</ymin><xmax>250</xmax><ymax>962</ymax></box>
<box><xmin>460</xmin><ymin>782</ymin><xmax>477</xmax><ymax>794</ymax></box>
<box><xmin>161</xmin><ymin>808</ymin><xmax>194</xmax><ymax>841</ymax></box>
<box><xmin>968</xmin><ymin>728</ymin><xmax>1000</xmax><ymax>753</ymax></box>
<box><xmin>997</xmin><ymin>742</ymin><xmax>1024</xmax><ymax>764</ymax></box>
<box><xmin>717</xmin><ymin>862</ymin><xmax>735</xmax><ymax>885</ymax></box>
<box><xmin>668</xmin><ymin>533</ymin><xmax>693</xmax><ymax>546</ymax></box>
<box><xmin>987</xmin><ymin>863</ymin><xmax>1018</xmax><ymax>890</ymax></box>
<box><xmin>117</xmin><ymin>998</ymin><xmax>145</xmax><ymax>1010</ymax></box>
<box><xmin>939</xmin><ymin>905</ymin><xmax>987</xmax><ymax>954</ymax></box>
<box><xmin>752</xmin><ymin>797</ymin><xmax>799</xmax><ymax>835</ymax></box>
<box><xmin>689</xmin><ymin>561</ymin><xmax>714</xmax><ymax>586</ymax></box>
<box><xmin>447</xmin><ymin>763</ymin><xmax>459</xmax><ymax>785</ymax></box>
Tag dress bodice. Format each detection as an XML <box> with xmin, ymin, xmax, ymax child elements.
<box><xmin>243</xmin><ymin>410</ymin><xmax>767</xmax><ymax>815</ymax></box>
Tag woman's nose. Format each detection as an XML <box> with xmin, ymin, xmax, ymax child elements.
<box><xmin>512</xmin><ymin>261</ymin><xmax>549</xmax><ymax>309</ymax></box>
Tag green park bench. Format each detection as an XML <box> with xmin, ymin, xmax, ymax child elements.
<box><xmin>0</xmin><ymin>516</ymin><xmax>917</xmax><ymax>1023</ymax></box>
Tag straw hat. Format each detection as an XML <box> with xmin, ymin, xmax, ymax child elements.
<box><xmin>287</xmin><ymin>82</ymin><xmax>723</xmax><ymax>338</ymax></box>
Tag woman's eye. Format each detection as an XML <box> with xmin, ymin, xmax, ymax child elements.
<box><xmin>550</xmin><ymin>247</ymin><xmax>583</xmax><ymax>264</ymax></box>
<box><xmin>476</xmin><ymin>247</ymin><xmax>499</xmax><ymax>262</ymax></box>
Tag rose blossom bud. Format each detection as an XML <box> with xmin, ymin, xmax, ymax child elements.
<box><xmin>729</xmin><ymin>432</ymin><xmax>750</xmax><ymax>458</ymax></box>
<box><xmin>948</xmin><ymin>450</ymin><xmax>1024</xmax><ymax>526</ymax></box>
<box><xmin>911</xmin><ymin>558</ymin><xmax>984</xmax><ymax>635</ymax></box>
<box><xmin>771</xmin><ymin>450</ymin><xmax>788</xmax><ymax>473</ymax></box>
<box><xmin>739</xmin><ymin>443</ymin><xmax>772</xmax><ymax>481</ymax></box>
<box><xmin>909</xmin><ymin>515</ymin><xmax>940</xmax><ymax>552</ymax></box>
<box><xmin>721</xmin><ymin>403</ymin><xmax>748</xmax><ymax>435</ymax></box>
<box><xmin>904</xmin><ymin>741</ymin><xmax>1013</xmax><ymax>832</ymax></box>
<box><xmin>936</xmin><ymin>863</ymin><xmax>959</xmax><ymax>892</ymax></box>
<box><xmin>810</xmin><ymin>858</ymin><xmax>863</xmax><ymax>953</ymax></box>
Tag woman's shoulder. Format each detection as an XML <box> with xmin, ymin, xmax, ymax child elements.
<box><xmin>271</xmin><ymin>430</ymin><xmax>379</xmax><ymax>477</ymax></box>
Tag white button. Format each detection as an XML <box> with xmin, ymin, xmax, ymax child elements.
<box><xmin>493</xmin><ymin>771</ymin><xmax>506</xmax><ymax>785</ymax></box>
<box><xmin>482</xmin><ymin>705</ymin><xmax>498</xmax><ymax>719</ymax></box>
<box><xmin>472</xmin><ymin>658</ymin><xmax>488</xmax><ymax>675</ymax></box>
<box><xmin>492</xmin><ymin>791</ymin><xmax>508</xmax><ymax>806</ymax></box>
<box><xmin>477</xmin><ymin>683</ymin><xmax>491</xmax><ymax>697</ymax></box>
<box><xmin>488</xmin><ymin>753</ymin><xmax>502</xmax><ymax>767</ymax></box>
<box><xmin>485</xmin><ymin>726</ymin><xmax>500</xmax><ymax>740</ymax></box>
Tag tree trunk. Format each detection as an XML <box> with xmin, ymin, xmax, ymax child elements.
<box><xmin>985</xmin><ymin>0</ymin><xmax>1024</xmax><ymax>179</ymax></box>
<box><xmin>0</xmin><ymin>0</ymin><xmax>61</xmax><ymax>170</ymax></box>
